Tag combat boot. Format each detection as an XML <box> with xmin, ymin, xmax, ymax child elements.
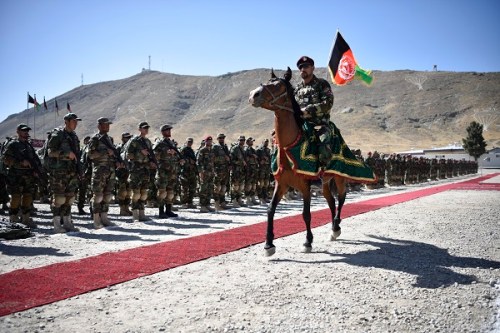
<box><xmin>77</xmin><ymin>205</ymin><xmax>87</xmax><ymax>215</ymax></box>
<box><xmin>119</xmin><ymin>205</ymin><xmax>133</xmax><ymax>216</ymax></box>
<box><xmin>158</xmin><ymin>205</ymin><xmax>168</xmax><ymax>218</ymax></box>
<box><xmin>63</xmin><ymin>215</ymin><xmax>79</xmax><ymax>232</ymax></box>
<box><xmin>132</xmin><ymin>209</ymin><xmax>140</xmax><ymax>222</ymax></box>
<box><xmin>9</xmin><ymin>214</ymin><xmax>19</xmax><ymax>224</ymax></box>
<box><xmin>231</xmin><ymin>199</ymin><xmax>240</xmax><ymax>208</ymax></box>
<box><xmin>21</xmin><ymin>213</ymin><xmax>37</xmax><ymax>228</ymax></box>
<box><xmin>207</xmin><ymin>205</ymin><xmax>215</xmax><ymax>212</ymax></box>
<box><xmin>251</xmin><ymin>197</ymin><xmax>260</xmax><ymax>205</ymax></box>
<box><xmin>165</xmin><ymin>204</ymin><xmax>178</xmax><ymax>218</ymax></box>
<box><xmin>199</xmin><ymin>206</ymin><xmax>209</xmax><ymax>213</ymax></box>
<box><xmin>93</xmin><ymin>213</ymin><xmax>104</xmax><ymax>229</ymax></box>
<box><xmin>52</xmin><ymin>216</ymin><xmax>66</xmax><ymax>233</ymax></box>
<box><xmin>138</xmin><ymin>210</ymin><xmax>150</xmax><ymax>221</ymax></box>
<box><xmin>100</xmin><ymin>212</ymin><xmax>115</xmax><ymax>227</ymax></box>
<box><xmin>214</xmin><ymin>202</ymin><xmax>223</xmax><ymax>211</ymax></box>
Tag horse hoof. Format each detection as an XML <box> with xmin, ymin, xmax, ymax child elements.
<box><xmin>264</xmin><ymin>246</ymin><xmax>276</xmax><ymax>257</ymax></box>
<box><xmin>330</xmin><ymin>230</ymin><xmax>341</xmax><ymax>241</ymax></box>
<box><xmin>303</xmin><ymin>245</ymin><xmax>312</xmax><ymax>253</ymax></box>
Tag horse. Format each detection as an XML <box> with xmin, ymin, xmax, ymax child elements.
<box><xmin>248</xmin><ymin>67</ymin><xmax>346</xmax><ymax>256</ymax></box>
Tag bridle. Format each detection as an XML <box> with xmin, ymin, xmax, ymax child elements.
<box><xmin>261</xmin><ymin>79</ymin><xmax>294</xmax><ymax>113</ymax></box>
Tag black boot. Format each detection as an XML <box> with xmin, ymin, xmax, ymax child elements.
<box><xmin>165</xmin><ymin>204</ymin><xmax>178</xmax><ymax>218</ymax></box>
<box><xmin>158</xmin><ymin>205</ymin><xmax>168</xmax><ymax>218</ymax></box>
<box><xmin>77</xmin><ymin>205</ymin><xmax>87</xmax><ymax>215</ymax></box>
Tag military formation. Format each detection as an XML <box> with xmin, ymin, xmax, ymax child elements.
<box><xmin>0</xmin><ymin>115</ymin><xmax>277</xmax><ymax>234</ymax></box>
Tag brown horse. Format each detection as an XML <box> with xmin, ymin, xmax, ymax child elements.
<box><xmin>249</xmin><ymin>67</ymin><xmax>346</xmax><ymax>256</ymax></box>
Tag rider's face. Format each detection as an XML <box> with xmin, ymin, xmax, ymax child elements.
<box><xmin>299</xmin><ymin>64</ymin><xmax>314</xmax><ymax>81</ymax></box>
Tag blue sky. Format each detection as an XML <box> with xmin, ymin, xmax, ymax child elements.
<box><xmin>1</xmin><ymin>0</ymin><xmax>499</xmax><ymax>123</ymax></box>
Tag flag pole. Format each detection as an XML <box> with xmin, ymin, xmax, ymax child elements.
<box><xmin>33</xmin><ymin>94</ymin><xmax>37</xmax><ymax>139</ymax></box>
<box><xmin>26</xmin><ymin>92</ymin><xmax>29</xmax><ymax>125</ymax></box>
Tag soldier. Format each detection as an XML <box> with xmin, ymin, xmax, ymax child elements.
<box><xmin>126</xmin><ymin>121</ymin><xmax>157</xmax><ymax>221</ymax></box>
<box><xmin>294</xmin><ymin>56</ymin><xmax>334</xmax><ymax>168</ymax></box>
<box><xmin>115</xmin><ymin>132</ymin><xmax>133</xmax><ymax>216</ymax></box>
<box><xmin>87</xmin><ymin>117</ymin><xmax>124</xmax><ymax>228</ymax></box>
<box><xmin>197</xmin><ymin>135</ymin><xmax>215</xmax><ymax>212</ymax></box>
<box><xmin>230</xmin><ymin>135</ymin><xmax>247</xmax><ymax>207</ymax></box>
<box><xmin>244</xmin><ymin>137</ymin><xmax>259</xmax><ymax>205</ymax></box>
<box><xmin>153</xmin><ymin>124</ymin><xmax>183</xmax><ymax>218</ymax></box>
<box><xmin>77</xmin><ymin>135</ymin><xmax>91</xmax><ymax>214</ymax></box>
<box><xmin>179</xmin><ymin>137</ymin><xmax>197</xmax><ymax>209</ymax></box>
<box><xmin>212</xmin><ymin>133</ymin><xmax>231</xmax><ymax>211</ymax></box>
<box><xmin>256</xmin><ymin>138</ymin><xmax>271</xmax><ymax>204</ymax></box>
<box><xmin>46</xmin><ymin>113</ymin><xmax>82</xmax><ymax>233</ymax></box>
<box><xmin>2</xmin><ymin>124</ymin><xmax>42</xmax><ymax>227</ymax></box>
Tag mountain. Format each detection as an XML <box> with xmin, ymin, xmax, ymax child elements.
<box><xmin>1</xmin><ymin>68</ymin><xmax>499</xmax><ymax>154</ymax></box>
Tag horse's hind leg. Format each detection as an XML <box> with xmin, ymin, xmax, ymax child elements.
<box><xmin>302</xmin><ymin>188</ymin><xmax>313</xmax><ymax>253</ymax></box>
<box><xmin>332</xmin><ymin>178</ymin><xmax>347</xmax><ymax>241</ymax></box>
<box><xmin>265</xmin><ymin>182</ymin><xmax>287</xmax><ymax>256</ymax></box>
<box><xmin>322</xmin><ymin>179</ymin><xmax>339</xmax><ymax>241</ymax></box>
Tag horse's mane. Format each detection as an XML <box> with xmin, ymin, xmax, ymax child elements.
<box><xmin>283</xmin><ymin>79</ymin><xmax>305</xmax><ymax>129</ymax></box>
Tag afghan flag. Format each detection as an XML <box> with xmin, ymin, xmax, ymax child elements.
<box><xmin>328</xmin><ymin>31</ymin><xmax>373</xmax><ymax>86</ymax></box>
<box><xmin>27</xmin><ymin>93</ymin><xmax>37</xmax><ymax>105</ymax></box>
<box><xmin>66</xmin><ymin>102</ymin><xmax>71</xmax><ymax>112</ymax></box>
<box><xmin>55</xmin><ymin>99</ymin><xmax>59</xmax><ymax>115</ymax></box>
<box><xmin>43</xmin><ymin>97</ymin><xmax>48</xmax><ymax>111</ymax></box>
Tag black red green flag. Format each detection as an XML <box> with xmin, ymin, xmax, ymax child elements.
<box><xmin>27</xmin><ymin>94</ymin><xmax>37</xmax><ymax>105</ymax></box>
<box><xmin>328</xmin><ymin>31</ymin><xmax>373</xmax><ymax>86</ymax></box>
<box><xmin>43</xmin><ymin>97</ymin><xmax>48</xmax><ymax>111</ymax></box>
<box><xmin>55</xmin><ymin>99</ymin><xmax>59</xmax><ymax>115</ymax></box>
<box><xmin>66</xmin><ymin>102</ymin><xmax>71</xmax><ymax>112</ymax></box>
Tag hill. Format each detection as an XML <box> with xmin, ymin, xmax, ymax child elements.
<box><xmin>1</xmin><ymin>69</ymin><xmax>499</xmax><ymax>154</ymax></box>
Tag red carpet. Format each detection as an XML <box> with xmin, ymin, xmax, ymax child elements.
<box><xmin>1</xmin><ymin>173</ymin><xmax>498</xmax><ymax>316</ymax></box>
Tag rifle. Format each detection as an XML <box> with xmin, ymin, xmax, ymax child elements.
<box><xmin>98</xmin><ymin>134</ymin><xmax>125</xmax><ymax>166</ymax></box>
<box><xmin>63</xmin><ymin>130</ymin><xmax>82</xmax><ymax>177</ymax></box>
<box><xmin>138</xmin><ymin>136</ymin><xmax>158</xmax><ymax>167</ymax></box>
<box><xmin>21</xmin><ymin>145</ymin><xmax>47</xmax><ymax>182</ymax></box>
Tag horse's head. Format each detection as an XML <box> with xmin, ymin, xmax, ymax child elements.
<box><xmin>249</xmin><ymin>67</ymin><xmax>293</xmax><ymax>112</ymax></box>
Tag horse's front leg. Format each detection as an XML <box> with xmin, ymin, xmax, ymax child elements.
<box><xmin>264</xmin><ymin>183</ymin><xmax>284</xmax><ymax>256</ymax></box>
<box><xmin>332</xmin><ymin>187</ymin><xmax>346</xmax><ymax>241</ymax></box>
<box><xmin>302</xmin><ymin>192</ymin><xmax>313</xmax><ymax>253</ymax></box>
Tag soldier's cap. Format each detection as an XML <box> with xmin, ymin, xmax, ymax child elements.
<box><xmin>217</xmin><ymin>133</ymin><xmax>225</xmax><ymax>139</ymax></box>
<box><xmin>368</xmin><ymin>152</ymin><xmax>372</xmax><ymax>155</ymax></box>
<box><xmin>160</xmin><ymin>124</ymin><xmax>172</xmax><ymax>131</ymax></box>
<box><xmin>246</xmin><ymin>137</ymin><xmax>255</xmax><ymax>142</ymax></box>
<box><xmin>205</xmin><ymin>136</ymin><xmax>213</xmax><ymax>141</ymax></box>
<box><xmin>186</xmin><ymin>137</ymin><xmax>194</xmax><ymax>142</ymax></box>
<box><xmin>122</xmin><ymin>132</ymin><xmax>132</xmax><ymax>139</ymax></box>
<box><xmin>138</xmin><ymin>121</ymin><xmax>150</xmax><ymax>129</ymax></box>
<box><xmin>238</xmin><ymin>135</ymin><xmax>246</xmax><ymax>141</ymax></box>
<box><xmin>64</xmin><ymin>113</ymin><xmax>82</xmax><ymax>121</ymax></box>
<box><xmin>17</xmin><ymin>123</ymin><xmax>31</xmax><ymax>131</ymax></box>
<box><xmin>297</xmin><ymin>56</ymin><xmax>314</xmax><ymax>69</ymax></box>
<box><xmin>97</xmin><ymin>117</ymin><xmax>113</xmax><ymax>124</ymax></box>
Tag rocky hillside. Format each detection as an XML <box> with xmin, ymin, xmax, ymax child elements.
<box><xmin>1</xmin><ymin>69</ymin><xmax>499</xmax><ymax>154</ymax></box>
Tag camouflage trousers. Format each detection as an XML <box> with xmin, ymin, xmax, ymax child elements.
<box><xmin>128</xmin><ymin>164</ymin><xmax>152</xmax><ymax>210</ymax></box>
<box><xmin>213</xmin><ymin>167</ymin><xmax>230</xmax><ymax>204</ymax></box>
<box><xmin>49</xmin><ymin>169</ymin><xmax>79</xmax><ymax>216</ymax></box>
<box><xmin>155</xmin><ymin>167</ymin><xmax>178</xmax><ymax>206</ymax></box>
<box><xmin>244</xmin><ymin>165</ymin><xmax>259</xmax><ymax>197</ymax></box>
<box><xmin>91</xmin><ymin>165</ymin><xmax>116</xmax><ymax>214</ymax></box>
<box><xmin>6</xmin><ymin>169</ymin><xmax>37</xmax><ymax>215</ymax></box>
<box><xmin>256</xmin><ymin>167</ymin><xmax>271</xmax><ymax>199</ymax></box>
<box><xmin>230</xmin><ymin>166</ymin><xmax>245</xmax><ymax>200</ymax></box>
<box><xmin>77</xmin><ymin>174</ymin><xmax>91</xmax><ymax>209</ymax></box>
<box><xmin>199</xmin><ymin>172</ymin><xmax>214</xmax><ymax>206</ymax></box>
<box><xmin>115</xmin><ymin>173</ymin><xmax>131</xmax><ymax>207</ymax></box>
<box><xmin>180</xmin><ymin>171</ymin><xmax>197</xmax><ymax>205</ymax></box>
<box><xmin>0</xmin><ymin>174</ymin><xmax>10</xmax><ymax>204</ymax></box>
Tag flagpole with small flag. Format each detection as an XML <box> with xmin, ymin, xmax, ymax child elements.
<box><xmin>54</xmin><ymin>99</ymin><xmax>59</xmax><ymax>127</ymax></box>
<box><xmin>327</xmin><ymin>30</ymin><xmax>373</xmax><ymax>86</ymax></box>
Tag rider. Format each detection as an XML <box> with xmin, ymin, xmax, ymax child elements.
<box><xmin>294</xmin><ymin>56</ymin><xmax>334</xmax><ymax>168</ymax></box>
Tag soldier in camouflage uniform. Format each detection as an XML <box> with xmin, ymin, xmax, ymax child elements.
<box><xmin>256</xmin><ymin>139</ymin><xmax>271</xmax><ymax>204</ymax></box>
<box><xmin>126</xmin><ymin>121</ymin><xmax>157</xmax><ymax>221</ymax></box>
<box><xmin>230</xmin><ymin>135</ymin><xmax>247</xmax><ymax>207</ymax></box>
<box><xmin>294</xmin><ymin>56</ymin><xmax>335</xmax><ymax>168</ymax></box>
<box><xmin>0</xmin><ymin>138</ymin><xmax>13</xmax><ymax>214</ymax></box>
<box><xmin>212</xmin><ymin>133</ymin><xmax>231</xmax><ymax>211</ymax></box>
<box><xmin>46</xmin><ymin>113</ymin><xmax>82</xmax><ymax>233</ymax></box>
<box><xmin>197</xmin><ymin>135</ymin><xmax>215</xmax><ymax>212</ymax></box>
<box><xmin>87</xmin><ymin>117</ymin><xmax>124</xmax><ymax>228</ymax></box>
<box><xmin>153</xmin><ymin>124</ymin><xmax>183</xmax><ymax>218</ymax></box>
<box><xmin>180</xmin><ymin>137</ymin><xmax>197</xmax><ymax>209</ymax></box>
<box><xmin>2</xmin><ymin>124</ymin><xmax>41</xmax><ymax>227</ymax></box>
<box><xmin>115</xmin><ymin>132</ymin><xmax>133</xmax><ymax>216</ymax></box>
<box><xmin>244</xmin><ymin>137</ymin><xmax>259</xmax><ymax>206</ymax></box>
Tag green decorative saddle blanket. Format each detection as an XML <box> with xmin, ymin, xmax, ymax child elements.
<box><xmin>271</xmin><ymin>122</ymin><xmax>377</xmax><ymax>182</ymax></box>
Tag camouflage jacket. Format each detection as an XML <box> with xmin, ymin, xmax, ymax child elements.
<box><xmin>47</xmin><ymin>128</ymin><xmax>81</xmax><ymax>171</ymax></box>
<box><xmin>88</xmin><ymin>133</ymin><xmax>116</xmax><ymax>167</ymax></box>
<box><xmin>197</xmin><ymin>146</ymin><xmax>215</xmax><ymax>174</ymax></box>
<box><xmin>212</xmin><ymin>143</ymin><xmax>231</xmax><ymax>169</ymax></box>
<box><xmin>230</xmin><ymin>144</ymin><xmax>246</xmax><ymax>167</ymax></box>
<box><xmin>180</xmin><ymin>145</ymin><xmax>197</xmax><ymax>174</ymax></box>
<box><xmin>3</xmin><ymin>138</ymin><xmax>40</xmax><ymax>171</ymax></box>
<box><xmin>127</xmin><ymin>135</ymin><xmax>153</xmax><ymax>165</ymax></box>
<box><xmin>294</xmin><ymin>75</ymin><xmax>334</xmax><ymax>126</ymax></box>
<box><xmin>153</xmin><ymin>137</ymin><xmax>181</xmax><ymax>171</ymax></box>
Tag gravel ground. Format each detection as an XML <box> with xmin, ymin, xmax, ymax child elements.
<box><xmin>1</xmin><ymin>171</ymin><xmax>499</xmax><ymax>333</ymax></box>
